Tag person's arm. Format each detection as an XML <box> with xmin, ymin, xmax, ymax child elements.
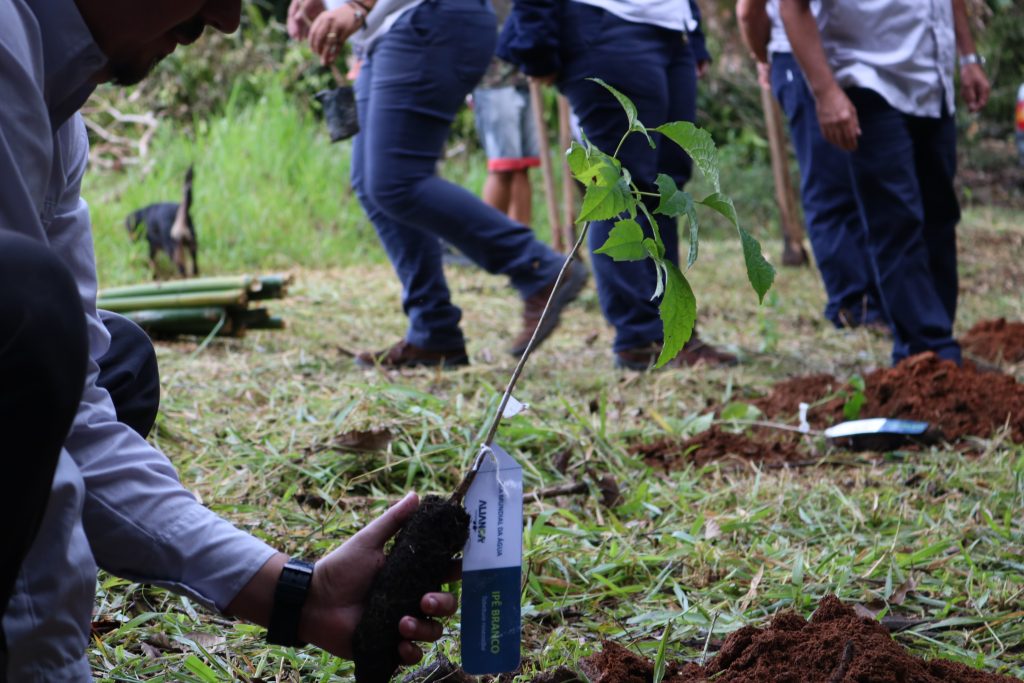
<box><xmin>688</xmin><ymin>0</ymin><xmax>712</xmax><ymax>78</ymax></box>
<box><xmin>736</xmin><ymin>0</ymin><xmax>770</xmax><ymax>63</ymax></box>
<box><xmin>779</xmin><ymin>0</ymin><xmax>860</xmax><ymax>151</ymax></box>
<box><xmin>495</xmin><ymin>0</ymin><xmax>563</xmax><ymax>80</ymax></box>
<box><xmin>952</xmin><ymin>0</ymin><xmax>990</xmax><ymax>113</ymax></box>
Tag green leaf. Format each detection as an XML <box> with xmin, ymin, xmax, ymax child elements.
<box><xmin>843</xmin><ymin>394</ymin><xmax>865</xmax><ymax>420</ymax></box>
<box><xmin>594</xmin><ymin>219</ymin><xmax>647</xmax><ymax>261</ymax></box>
<box><xmin>739</xmin><ymin>228</ymin><xmax>776</xmax><ymax>303</ymax></box>
<box><xmin>720</xmin><ymin>402</ymin><xmax>762</xmax><ymax>421</ymax></box>
<box><xmin>589</xmin><ymin>78</ymin><xmax>655</xmax><ymax>148</ymax></box>
<box><xmin>700</xmin><ymin>193</ymin><xmax>775</xmax><ymax>302</ymax></box>
<box><xmin>642</xmin><ymin>236</ymin><xmax>664</xmax><ymax>261</ymax></box>
<box><xmin>655</xmin><ymin>262</ymin><xmax>697</xmax><ymax>368</ymax></box>
<box><xmin>574</xmin><ymin>152</ymin><xmax>636</xmax><ymax>222</ymax></box>
<box><xmin>653</xmin><ymin>622</ymin><xmax>672</xmax><ymax>683</ymax></box>
<box><xmin>654</xmin><ymin>121</ymin><xmax>720</xmax><ymax>191</ymax></box>
<box><xmin>183</xmin><ymin>655</ymin><xmax>220</xmax><ymax>683</ymax></box>
<box><xmin>655</xmin><ymin>174</ymin><xmax>700</xmax><ymax>270</ymax></box>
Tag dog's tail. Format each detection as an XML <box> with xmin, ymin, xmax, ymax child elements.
<box><xmin>182</xmin><ymin>165</ymin><xmax>194</xmax><ymax>218</ymax></box>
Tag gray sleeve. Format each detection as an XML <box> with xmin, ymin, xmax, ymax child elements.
<box><xmin>0</xmin><ymin>0</ymin><xmax>52</xmax><ymax>242</ymax></box>
<box><xmin>53</xmin><ymin>119</ymin><xmax>277</xmax><ymax>613</ymax></box>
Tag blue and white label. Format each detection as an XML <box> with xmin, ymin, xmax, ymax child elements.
<box><xmin>824</xmin><ymin>418</ymin><xmax>930</xmax><ymax>439</ymax></box>
<box><xmin>461</xmin><ymin>444</ymin><xmax>522</xmax><ymax>675</ymax></box>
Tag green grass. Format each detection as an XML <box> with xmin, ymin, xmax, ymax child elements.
<box><xmin>81</xmin><ymin>85</ymin><xmax>1024</xmax><ymax>682</ymax></box>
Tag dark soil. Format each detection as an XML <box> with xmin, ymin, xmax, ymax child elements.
<box><xmin>353</xmin><ymin>496</ymin><xmax>470</xmax><ymax>683</ymax></box>
<box><xmin>961</xmin><ymin>319</ymin><xmax>1024</xmax><ymax>365</ymax></box>
<box><xmin>756</xmin><ymin>352</ymin><xmax>1024</xmax><ymax>443</ymax></box>
<box><xmin>629</xmin><ymin>352</ymin><xmax>1024</xmax><ymax>469</ymax></box>
<box><xmin>568</xmin><ymin>595</ymin><xmax>1022</xmax><ymax>683</ymax></box>
<box><xmin>631</xmin><ymin>425</ymin><xmax>807</xmax><ymax>471</ymax></box>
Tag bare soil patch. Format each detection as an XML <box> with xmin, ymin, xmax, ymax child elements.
<box><xmin>961</xmin><ymin>318</ymin><xmax>1024</xmax><ymax>365</ymax></box>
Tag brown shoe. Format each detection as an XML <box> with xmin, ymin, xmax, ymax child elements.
<box><xmin>615</xmin><ymin>334</ymin><xmax>738</xmax><ymax>370</ymax></box>
<box><xmin>508</xmin><ymin>260</ymin><xmax>589</xmax><ymax>356</ymax></box>
<box><xmin>355</xmin><ymin>339</ymin><xmax>469</xmax><ymax>369</ymax></box>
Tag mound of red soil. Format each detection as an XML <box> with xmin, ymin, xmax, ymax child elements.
<box><xmin>757</xmin><ymin>353</ymin><xmax>1024</xmax><ymax>442</ymax></box>
<box><xmin>573</xmin><ymin>596</ymin><xmax>1020</xmax><ymax>683</ymax></box>
<box><xmin>961</xmin><ymin>319</ymin><xmax>1024</xmax><ymax>364</ymax></box>
<box><xmin>630</xmin><ymin>426</ymin><xmax>807</xmax><ymax>471</ymax></box>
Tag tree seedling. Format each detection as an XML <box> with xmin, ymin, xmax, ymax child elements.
<box><xmin>350</xmin><ymin>81</ymin><xmax>775</xmax><ymax>683</ymax></box>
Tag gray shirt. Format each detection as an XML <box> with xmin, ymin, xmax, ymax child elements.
<box><xmin>766</xmin><ymin>0</ymin><xmax>820</xmax><ymax>57</ymax></box>
<box><xmin>813</xmin><ymin>0</ymin><xmax>956</xmax><ymax>117</ymax></box>
<box><xmin>1</xmin><ymin>1</ymin><xmax>277</xmax><ymax>679</ymax></box>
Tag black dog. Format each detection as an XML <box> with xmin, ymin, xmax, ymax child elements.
<box><xmin>125</xmin><ymin>166</ymin><xmax>198</xmax><ymax>278</ymax></box>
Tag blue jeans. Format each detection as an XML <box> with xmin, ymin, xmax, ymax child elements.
<box><xmin>845</xmin><ymin>87</ymin><xmax>961</xmax><ymax>364</ymax></box>
<box><xmin>770</xmin><ymin>53</ymin><xmax>882</xmax><ymax>328</ymax></box>
<box><xmin>557</xmin><ymin>2</ymin><xmax>697</xmax><ymax>352</ymax></box>
<box><xmin>351</xmin><ymin>0</ymin><xmax>562</xmax><ymax>350</ymax></box>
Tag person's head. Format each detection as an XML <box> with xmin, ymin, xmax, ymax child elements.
<box><xmin>75</xmin><ymin>0</ymin><xmax>242</xmax><ymax>85</ymax></box>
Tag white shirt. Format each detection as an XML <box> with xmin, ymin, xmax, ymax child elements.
<box><xmin>573</xmin><ymin>0</ymin><xmax>697</xmax><ymax>33</ymax></box>
<box><xmin>812</xmin><ymin>0</ymin><xmax>956</xmax><ymax>117</ymax></box>
<box><xmin>766</xmin><ymin>0</ymin><xmax>820</xmax><ymax>57</ymax></box>
<box><xmin>1</xmin><ymin>1</ymin><xmax>277</xmax><ymax>679</ymax></box>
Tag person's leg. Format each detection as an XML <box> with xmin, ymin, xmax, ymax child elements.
<box><xmin>363</xmin><ymin>0</ymin><xmax>562</xmax><ymax>302</ymax></box>
<box><xmin>845</xmin><ymin>87</ymin><xmax>960</xmax><ymax>364</ymax></box>
<box><xmin>909</xmin><ymin>111</ymin><xmax>960</xmax><ymax>325</ymax></box>
<box><xmin>353</xmin><ymin>47</ymin><xmax>464</xmax><ymax>351</ymax></box>
<box><xmin>482</xmin><ymin>171</ymin><xmax>514</xmax><ymax>215</ymax></box>
<box><xmin>508</xmin><ymin>169</ymin><xmax>532</xmax><ymax>225</ymax></box>
<box><xmin>0</xmin><ymin>233</ymin><xmax>88</xmax><ymax>653</ymax></box>
<box><xmin>770</xmin><ymin>53</ymin><xmax>883</xmax><ymax>328</ymax></box>
<box><xmin>558</xmin><ymin>6</ymin><xmax>674</xmax><ymax>352</ymax></box>
<box><xmin>96</xmin><ymin>311</ymin><xmax>161</xmax><ymax>439</ymax></box>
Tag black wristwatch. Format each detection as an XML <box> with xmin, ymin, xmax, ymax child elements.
<box><xmin>266</xmin><ymin>558</ymin><xmax>315</xmax><ymax>647</ymax></box>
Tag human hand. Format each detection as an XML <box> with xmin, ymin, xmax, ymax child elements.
<box><xmin>298</xmin><ymin>493</ymin><xmax>460</xmax><ymax>662</ymax></box>
<box><xmin>287</xmin><ymin>0</ymin><xmax>325</xmax><ymax>41</ymax></box>
<box><xmin>756</xmin><ymin>61</ymin><xmax>771</xmax><ymax>91</ymax></box>
<box><xmin>960</xmin><ymin>63</ymin><xmax>990</xmax><ymax>113</ymax></box>
<box><xmin>815</xmin><ymin>83</ymin><xmax>860</xmax><ymax>151</ymax></box>
<box><xmin>309</xmin><ymin>5</ymin><xmax>363</xmax><ymax>66</ymax></box>
<box><xmin>696</xmin><ymin>60</ymin><xmax>711</xmax><ymax>79</ymax></box>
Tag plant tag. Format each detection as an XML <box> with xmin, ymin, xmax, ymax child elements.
<box><xmin>502</xmin><ymin>395</ymin><xmax>529</xmax><ymax>418</ymax></box>
<box><xmin>460</xmin><ymin>444</ymin><xmax>523</xmax><ymax>675</ymax></box>
<box><xmin>823</xmin><ymin>418</ymin><xmax>930</xmax><ymax>439</ymax></box>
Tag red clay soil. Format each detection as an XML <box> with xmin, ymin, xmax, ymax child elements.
<box><xmin>755</xmin><ymin>352</ymin><xmax>1024</xmax><ymax>443</ymax></box>
<box><xmin>573</xmin><ymin>596</ymin><xmax>1021</xmax><ymax>683</ymax></box>
<box><xmin>961</xmin><ymin>319</ymin><xmax>1024</xmax><ymax>364</ymax></box>
<box><xmin>630</xmin><ymin>426</ymin><xmax>807</xmax><ymax>471</ymax></box>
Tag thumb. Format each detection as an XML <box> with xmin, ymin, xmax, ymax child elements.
<box><xmin>351</xmin><ymin>492</ymin><xmax>419</xmax><ymax>548</ymax></box>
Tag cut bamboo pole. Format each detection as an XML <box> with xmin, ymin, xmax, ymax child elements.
<box><xmin>557</xmin><ymin>95</ymin><xmax>578</xmax><ymax>252</ymax></box>
<box><xmin>529</xmin><ymin>80</ymin><xmax>564</xmax><ymax>253</ymax></box>
<box><xmin>99</xmin><ymin>275</ymin><xmax>256</xmax><ymax>299</ymax></box>
<box><xmin>760</xmin><ymin>85</ymin><xmax>808</xmax><ymax>267</ymax></box>
<box><xmin>98</xmin><ymin>289</ymin><xmax>247</xmax><ymax>312</ymax></box>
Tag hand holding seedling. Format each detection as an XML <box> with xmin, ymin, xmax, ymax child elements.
<box><xmin>299</xmin><ymin>493</ymin><xmax>459</xmax><ymax>661</ymax></box>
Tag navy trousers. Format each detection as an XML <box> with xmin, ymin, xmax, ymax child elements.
<box><xmin>351</xmin><ymin>0</ymin><xmax>562</xmax><ymax>350</ymax></box>
<box><xmin>0</xmin><ymin>233</ymin><xmax>88</xmax><ymax>656</ymax></box>
<box><xmin>770</xmin><ymin>53</ymin><xmax>883</xmax><ymax>328</ymax></box>
<box><xmin>845</xmin><ymin>87</ymin><xmax>961</xmax><ymax>364</ymax></box>
<box><xmin>557</xmin><ymin>3</ymin><xmax>697</xmax><ymax>352</ymax></box>
<box><xmin>0</xmin><ymin>232</ymin><xmax>160</xmax><ymax>661</ymax></box>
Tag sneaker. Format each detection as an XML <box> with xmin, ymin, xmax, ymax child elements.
<box><xmin>615</xmin><ymin>334</ymin><xmax>738</xmax><ymax>370</ymax></box>
<box><xmin>355</xmin><ymin>339</ymin><xmax>469</xmax><ymax>369</ymax></box>
<box><xmin>508</xmin><ymin>260</ymin><xmax>589</xmax><ymax>357</ymax></box>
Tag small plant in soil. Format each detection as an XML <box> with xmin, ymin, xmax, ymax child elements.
<box><xmin>349</xmin><ymin>82</ymin><xmax>775</xmax><ymax>683</ymax></box>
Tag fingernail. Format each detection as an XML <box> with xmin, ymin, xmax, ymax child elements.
<box><xmin>426</xmin><ymin>596</ymin><xmax>438</xmax><ymax>611</ymax></box>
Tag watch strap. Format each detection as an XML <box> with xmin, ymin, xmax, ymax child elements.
<box><xmin>266</xmin><ymin>559</ymin><xmax>315</xmax><ymax>647</ymax></box>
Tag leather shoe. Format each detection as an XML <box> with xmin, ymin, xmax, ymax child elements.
<box><xmin>615</xmin><ymin>334</ymin><xmax>738</xmax><ymax>370</ymax></box>
<box><xmin>355</xmin><ymin>339</ymin><xmax>469</xmax><ymax>369</ymax></box>
<box><xmin>508</xmin><ymin>260</ymin><xmax>589</xmax><ymax>356</ymax></box>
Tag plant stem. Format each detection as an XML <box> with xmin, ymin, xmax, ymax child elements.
<box><xmin>450</xmin><ymin>222</ymin><xmax>592</xmax><ymax>504</ymax></box>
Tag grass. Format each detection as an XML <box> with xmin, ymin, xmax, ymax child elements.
<box><xmin>81</xmin><ymin>86</ymin><xmax>1024</xmax><ymax>682</ymax></box>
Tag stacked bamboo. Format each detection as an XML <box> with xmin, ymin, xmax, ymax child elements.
<box><xmin>97</xmin><ymin>274</ymin><xmax>292</xmax><ymax>338</ymax></box>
